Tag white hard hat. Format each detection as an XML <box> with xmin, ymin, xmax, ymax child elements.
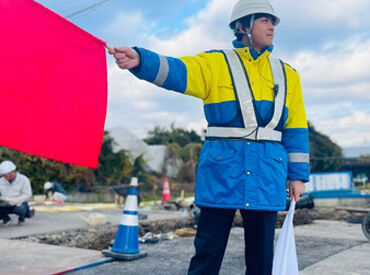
<box><xmin>229</xmin><ymin>0</ymin><xmax>280</xmax><ymax>30</ymax></box>
<box><xmin>44</xmin><ymin>181</ymin><xmax>54</xmax><ymax>190</ymax></box>
<box><xmin>0</xmin><ymin>160</ymin><xmax>16</xmax><ymax>176</ymax></box>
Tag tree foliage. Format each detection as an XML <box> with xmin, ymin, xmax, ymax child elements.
<box><xmin>96</xmin><ymin>133</ymin><xmax>133</xmax><ymax>185</ymax></box>
<box><xmin>145</xmin><ymin>122</ymin><xmax>348</xmax><ymax>179</ymax></box>
<box><xmin>309</xmin><ymin>123</ymin><xmax>344</xmax><ymax>172</ymax></box>
<box><xmin>343</xmin><ymin>154</ymin><xmax>370</xmax><ymax>180</ymax></box>
<box><xmin>144</xmin><ymin>124</ymin><xmax>202</xmax><ymax>147</ymax></box>
<box><xmin>0</xmin><ymin>132</ymin><xmax>139</xmax><ymax>194</ymax></box>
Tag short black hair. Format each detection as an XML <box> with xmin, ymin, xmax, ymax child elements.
<box><xmin>239</xmin><ymin>13</ymin><xmax>277</xmax><ymax>29</ymax></box>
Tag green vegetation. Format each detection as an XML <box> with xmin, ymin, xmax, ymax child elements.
<box><xmin>0</xmin><ymin>132</ymin><xmax>139</xmax><ymax>194</ymax></box>
<box><xmin>309</xmin><ymin>123</ymin><xmax>344</xmax><ymax>172</ymax></box>
<box><xmin>1</xmin><ymin>122</ymin><xmax>367</xmax><ymax>198</ymax></box>
<box><xmin>144</xmin><ymin>123</ymin><xmax>202</xmax><ymax>147</ymax></box>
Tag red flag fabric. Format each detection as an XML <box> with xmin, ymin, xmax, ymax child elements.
<box><xmin>0</xmin><ymin>0</ymin><xmax>107</xmax><ymax>168</ymax></box>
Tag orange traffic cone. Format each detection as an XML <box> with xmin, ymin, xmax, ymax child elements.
<box><xmin>162</xmin><ymin>177</ymin><xmax>171</xmax><ymax>202</ymax></box>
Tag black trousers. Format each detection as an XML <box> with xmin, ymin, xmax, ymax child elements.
<box><xmin>0</xmin><ymin>201</ymin><xmax>29</xmax><ymax>222</ymax></box>
<box><xmin>188</xmin><ymin>207</ymin><xmax>277</xmax><ymax>275</ymax></box>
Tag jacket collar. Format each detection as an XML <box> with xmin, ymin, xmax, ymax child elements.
<box><xmin>232</xmin><ymin>39</ymin><xmax>273</xmax><ymax>61</ymax></box>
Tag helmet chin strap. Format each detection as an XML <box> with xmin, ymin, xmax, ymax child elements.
<box><xmin>246</xmin><ymin>14</ymin><xmax>255</xmax><ymax>48</ymax></box>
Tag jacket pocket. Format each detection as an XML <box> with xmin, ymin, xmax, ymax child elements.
<box><xmin>196</xmin><ymin>140</ymin><xmax>244</xmax><ymax>205</ymax></box>
<box><xmin>268</xmin><ymin>143</ymin><xmax>288</xmax><ymax>173</ymax></box>
<box><xmin>204</xmin><ymin>140</ymin><xmax>242</xmax><ymax>162</ymax></box>
<box><xmin>204</xmin><ymin>103</ymin><xmax>239</xmax><ymax>127</ymax></box>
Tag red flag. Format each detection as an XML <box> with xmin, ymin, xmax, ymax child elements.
<box><xmin>0</xmin><ymin>0</ymin><xmax>107</xmax><ymax>168</ymax></box>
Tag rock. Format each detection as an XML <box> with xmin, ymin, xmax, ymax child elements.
<box><xmin>175</xmin><ymin>228</ymin><xmax>197</xmax><ymax>237</ymax></box>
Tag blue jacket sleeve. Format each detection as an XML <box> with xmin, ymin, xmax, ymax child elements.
<box><xmin>282</xmin><ymin>71</ymin><xmax>310</xmax><ymax>182</ymax></box>
<box><xmin>129</xmin><ymin>47</ymin><xmax>187</xmax><ymax>93</ymax></box>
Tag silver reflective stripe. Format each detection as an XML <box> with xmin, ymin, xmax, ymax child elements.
<box><xmin>206</xmin><ymin>51</ymin><xmax>286</xmax><ymax>142</ymax></box>
<box><xmin>206</xmin><ymin>126</ymin><xmax>282</xmax><ymax>141</ymax></box>
<box><xmin>256</xmin><ymin>127</ymin><xmax>282</xmax><ymax>141</ymax></box>
<box><xmin>207</xmin><ymin>126</ymin><xmax>257</xmax><ymax>139</ymax></box>
<box><xmin>288</xmin><ymin>153</ymin><xmax>310</xmax><ymax>163</ymax></box>
<box><xmin>153</xmin><ymin>55</ymin><xmax>169</xmax><ymax>86</ymax></box>
<box><xmin>120</xmin><ymin>214</ymin><xmax>138</xmax><ymax>226</ymax></box>
<box><xmin>222</xmin><ymin>50</ymin><xmax>258</xmax><ymax>129</ymax></box>
<box><xmin>264</xmin><ymin>57</ymin><xmax>286</xmax><ymax>132</ymax></box>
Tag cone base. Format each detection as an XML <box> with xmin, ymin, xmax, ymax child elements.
<box><xmin>102</xmin><ymin>249</ymin><xmax>148</xmax><ymax>261</ymax></box>
<box><xmin>162</xmin><ymin>195</ymin><xmax>171</xmax><ymax>202</ymax></box>
<box><xmin>112</xmin><ymin>225</ymin><xmax>139</xmax><ymax>254</ymax></box>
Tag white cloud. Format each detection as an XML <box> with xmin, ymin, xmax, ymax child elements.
<box><xmin>105</xmin><ymin>11</ymin><xmax>158</xmax><ymax>43</ymax></box>
<box><xmin>311</xmin><ymin>110</ymin><xmax>370</xmax><ymax>147</ymax></box>
<box><xmin>292</xmin><ymin>36</ymin><xmax>370</xmax><ymax>85</ymax></box>
<box><xmin>107</xmin><ymin>12</ymin><xmax>144</xmax><ymax>36</ymax></box>
<box><xmin>148</xmin><ymin>0</ymin><xmax>237</xmax><ymax>56</ymax></box>
<box><xmin>104</xmin><ymin>0</ymin><xmax>370</xmax><ymax>148</ymax></box>
<box><xmin>272</xmin><ymin>0</ymin><xmax>370</xmax><ymax>28</ymax></box>
<box><xmin>288</xmin><ymin>35</ymin><xmax>370</xmax><ymax>148</ymax></box>
<box><xmin>304</xmin><ymin>81</ymin><xmax>370</xmax><ymax>105</ymax></box>
<box><xmin>104</xmin><ymin>0</ymin><xmax>235</xmax><ymax>138</ymax></box>
<box><xmin>105</xmin><ymin>62</ymin><xmax>205</xmax><ymax>138</ymax></box>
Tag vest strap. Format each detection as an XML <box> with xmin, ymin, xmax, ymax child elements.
<box><xmin>205</xmin><ymin>50</ymin><xmax>286</xmax><ymax>142</ymax></box>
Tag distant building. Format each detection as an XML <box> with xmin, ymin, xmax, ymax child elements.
<box><xmin>108</xmin><ymin>127</ymin><xmax>181</xmax><ymax>177</ymax></box>
<box><xmin>342</xmin><ymin>146</ymin><xmax>370</xmax><ymax>158</ymax></box>
<box><xmin>342</xmin><ymin>146</ymin><xmax>370</xmax><ymax>181</ymax></box>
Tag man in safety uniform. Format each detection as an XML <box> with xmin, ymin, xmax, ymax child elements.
<box><xmin>109</xmin><ymin>0</ymin><xmax>310</xmax><ymax>274</ymax></box>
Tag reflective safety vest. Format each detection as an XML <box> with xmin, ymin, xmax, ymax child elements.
<box><xmin>206</xmin><ymin>49</ymin><xmax>286</xmax><ymax>142</ymax></box>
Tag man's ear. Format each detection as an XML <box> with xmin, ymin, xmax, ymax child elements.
<box><xmin>238</xmin><ymin>23</ymin><xmax>251</xmax><ymax>34</ymax></box>
<box><xmin>238</xmin><ymin>22</ymin><xmax>246</xmax><ymax>34</ymax></box>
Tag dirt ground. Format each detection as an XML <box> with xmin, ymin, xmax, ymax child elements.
<box><xmin>16</xmin><ymin>208</ymin><xmax>358</xmax><ymax>251</ymax></box>
<box><xmin>16</xmin><ymin>218</ymin><xmax>197</xmax><ymax>251</ymax></box>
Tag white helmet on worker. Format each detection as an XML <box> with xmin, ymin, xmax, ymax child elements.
<box><xmin>0</xmin><ymin>160</ymin><xmax>17</xmax><ymax>176</ymax></box>
<box><xmin>230</xmin><ymin>0</ymin><xmax>280</xmax><ymax>45</ymax></box>
<box><xmin>44</xmin><ymin>181</ymin><xmax>54</xmax><ymax>190</ymax></box>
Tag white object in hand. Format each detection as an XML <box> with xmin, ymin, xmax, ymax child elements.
<box><xmin>272</xmin><ymin>200</ymin><xmax>299</xmax><ymax>275</ymax></box>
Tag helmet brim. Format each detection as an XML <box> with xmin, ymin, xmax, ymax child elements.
<box><xmin>230</xmin><ymin>13</ymin><xmax>280</xmax><ymax>29</ymax></box>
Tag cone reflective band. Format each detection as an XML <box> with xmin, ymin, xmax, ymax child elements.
<box><xmin>112</xmin><ymin>185</ymin><xmax>139</xmax><ymax>254</ymax></box>
<box><xmin>0</xmin><ymin>0</ymin><xmax>107</xmax><ymax>168</ymax></box>
<box><xmin>162</xmin><ymin>177</ymin><xmax>171</xmax><ymax>202</ymax></box>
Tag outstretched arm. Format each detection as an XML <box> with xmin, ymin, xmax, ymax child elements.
<box><xmin>107</xmin><ymin>46</ymin><xmax>211</xmax><ymax>99</ymax></box>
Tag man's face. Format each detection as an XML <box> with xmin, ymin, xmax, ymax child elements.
<box><xmin>250</xmin><ymin>16</ymin><xmax>275</xmax><ymax>51</ymax></box>
<box><xmin>4</xmin><ymin>171</ymin><xmax>16</xmax><ymax>181</ymax></box>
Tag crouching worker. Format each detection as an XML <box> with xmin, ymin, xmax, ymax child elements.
<box><xmin>44</xmin><ymin>181</ymin><xmax>68</xmax><ymax>202</ymax></box>
<box><xmin>0</xmin><ymin>160</ymin><xmax>34</xmax><ymax>226</ymax></box>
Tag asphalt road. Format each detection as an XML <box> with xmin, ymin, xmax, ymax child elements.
<box><xmin>0</xmin><ymin>205</ymin><xmax>179</xmax><ymax>239</ymax></box>
<box><xmin>0</xmin><ymin>204</ymin><xmax>368</xmax><ymax>275</ymax></box>
<box><xmin>71</xmin><ymin>220</ymin><xmax>369</xmax><ymax>275</ymax></box>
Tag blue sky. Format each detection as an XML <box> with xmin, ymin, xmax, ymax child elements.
<box><xmin>36</xmin><ymin>0</ymin><xmax>370</xmax><ymax>148</ymax></box>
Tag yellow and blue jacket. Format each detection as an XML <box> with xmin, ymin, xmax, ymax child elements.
<box><xmin>130</xmin><ymin>46</ymin><xmax>310</xmax><ymax>211</ymax></box>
